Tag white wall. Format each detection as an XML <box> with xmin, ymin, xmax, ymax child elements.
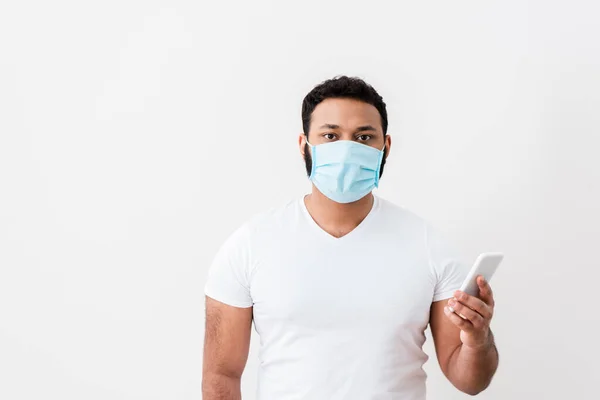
<box><xmin>1</xmin><ymin>1</ymin><xmax>599</xmax><ymax>399</ymax></box>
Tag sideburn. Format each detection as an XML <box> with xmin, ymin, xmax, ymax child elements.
<box><xmin>304</xmin><ymin>143</ymin><xmax>312</xmax><ymax>177</ymax></box>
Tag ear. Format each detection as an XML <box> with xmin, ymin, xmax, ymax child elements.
<box><xmin>298</xmin><ymin>133</ymin><xmax>308</xmax><ymax>156</ymax></box>
<box><xmin>384</xmin><ymin>135</ymin><xmax>392</xmax><ymax>158</ymax></box>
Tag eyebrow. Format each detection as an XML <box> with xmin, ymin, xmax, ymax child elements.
<box><xmin>319</xmin><ymin>124</ymin><xmax>340</xmax><ymax>130</ymax></box>
<box><xmin>318</xmin><ymin>124</ymin><xmax>378</xmax><ymax>132</ymax></box>
<box><xmin>355</xmin><ymin>125</ymin><xmax>377</xmax><ymax>132</ymax></box>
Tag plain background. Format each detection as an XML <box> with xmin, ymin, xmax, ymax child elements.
<box><xmin>1</xmin><ymin>1</ymin><xmax>599</xmax><ymax>399</ymax></box>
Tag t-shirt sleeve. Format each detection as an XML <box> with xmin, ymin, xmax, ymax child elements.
<box><xmin>426</xmin><ymin>223</ymin><xmax>470</xmax><ymax>302</ymax></box>
<box><xmin>204</xmin><ymin>224</ymin><xmax>254</xmax><ymax>308</ymax></box>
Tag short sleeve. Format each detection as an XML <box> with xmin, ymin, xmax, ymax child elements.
<box><xmin>426</xmin><ymin>223</ymin><xmax>469</xmax><ymax>302</ymax></box>
<box><xmin>204</xmin><ymin>224</ymin><xmax>254</xmax><ymax>308</ymax></box>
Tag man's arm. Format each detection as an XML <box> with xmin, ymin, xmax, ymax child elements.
<box><xmin>429</xmin><ymin>276</ymin><xmax>499</xmax><ymax>395</ymax></box>
<box><xmin>202</xmin><ymin>296</ymin><xmax>253</xmax><ymax>400</ymax></box>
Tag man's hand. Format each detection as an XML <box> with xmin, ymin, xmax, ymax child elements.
<box><xmin>444</xmin><ymin>275</ymin><xmax>495</xmax><ymax>349</ymax></box>
<box><xmin>431</xmin><ymin>275</ymin><xmax>498</xmax><ymax>395</ymax></box>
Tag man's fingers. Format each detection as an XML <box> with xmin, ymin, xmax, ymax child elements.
<box><xmin>453</xmin><ymin>290</ymin><xmax>493</xmax><ymax>319</ymax></box>
<box><xmin>447</xmin><ymin>298</ymin><xmax>486</xmax><ymax>329</ymax></box>
<box><xmin>476</xmin><ymin>275</ymin><xmax>495</xmax><ymax>307</ymax></box>
<box><xmin>443</xmin><ymin>306</ymin><xmax>475</xmax><ymax>332</ymax></box>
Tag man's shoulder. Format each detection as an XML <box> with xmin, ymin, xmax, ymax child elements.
<box><xmin>376</xmin><ymin>195</ymin><xmax>430</xmax><ymax>228</ymax></box>
<box><xmin>235</xmin><ymin>197</ymin><xmax>302</xmax><ymax>236</ymax></box>
<box><xmin>218</xmin><ymin>198</ymin><xmax>300</xmax><ymax>251</ymax></box>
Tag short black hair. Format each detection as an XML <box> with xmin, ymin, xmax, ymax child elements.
<box><xmin>301</xmin><ymin>75</ymin><xmax>388</xmax><ymax>135</ymax></box>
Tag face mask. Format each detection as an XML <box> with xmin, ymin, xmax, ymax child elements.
<box><xmin>306</xmin><ymin>139</ymin><xmax>386</xmax><ymax>204</ymax></box>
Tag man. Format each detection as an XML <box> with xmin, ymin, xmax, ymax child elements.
<box><xmin>202</xmin><ymin>76</ymin><xmax>499</xmax><ymax>399</ymax></box>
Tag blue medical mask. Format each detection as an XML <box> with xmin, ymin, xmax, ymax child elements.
<box><xmin>306</xmin><ymin>139</ymin><xmax>386</xmax><ymax>204</ymax></box>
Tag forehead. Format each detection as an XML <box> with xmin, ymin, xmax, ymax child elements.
<box><xmin>309</xmin><ymin>98</ymin><xmax>382</xmax><ymax>132</ymax></box>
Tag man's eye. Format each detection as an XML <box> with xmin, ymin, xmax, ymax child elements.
<box><xmin>357</xmin><ymin>134</ymin><xmax>372</xmax><ymax>141</ymax></box>
<box><xmin>324</xmin><ymin>133</ymin><xmax>336</xmax><ymax>140</ymax></box>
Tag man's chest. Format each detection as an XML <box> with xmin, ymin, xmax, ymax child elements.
<box><xmin>249</xmin><ymin>242</ymin><xmax>435</xmax><ymax>332</ymax></box>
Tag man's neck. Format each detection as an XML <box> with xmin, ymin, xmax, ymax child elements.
<box><xmin>304</xmin><ymin>188</ymin><xmax>374</xmax><ymax>238</ymax></box>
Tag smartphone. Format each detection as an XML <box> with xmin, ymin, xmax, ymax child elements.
<box><xmin>459</xmin><ymin>252</ymin><xmax>504</xmax><ymax>297</ymax></box>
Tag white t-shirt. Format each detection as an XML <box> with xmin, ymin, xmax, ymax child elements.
<box><xmin>204</xmin><ymin>195</ymin><xmax>468</xmax><ymax>400</ymax></box>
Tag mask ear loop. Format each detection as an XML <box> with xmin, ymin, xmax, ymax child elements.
<box><xmin>374</xmin><ymin>143</ymin><xmax>386</xmax><ymax>188</ymax></box>
<box><xmin>305</xmin><ymin>139</ymin><xmax>317</xmax><ymax>179</ymax></box>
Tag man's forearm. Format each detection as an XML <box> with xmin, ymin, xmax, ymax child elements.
<box><xmin>202</xmin><ymin>372</ymin><xmax>242</xmax><ymax>400</ymax></box>
<box><xmin>447</xmin><ymin>331</ymin><xmax>499</xmax><ymax>395</ymax></box>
